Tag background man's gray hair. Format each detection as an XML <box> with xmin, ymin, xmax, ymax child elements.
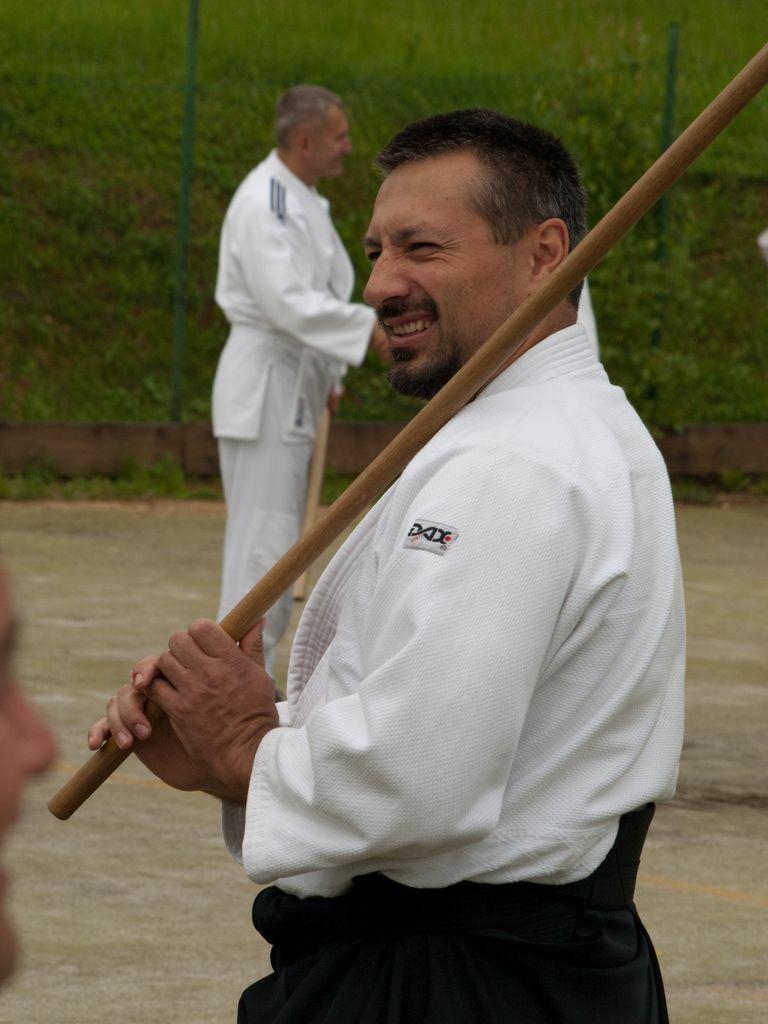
<box><xmin>275</xmin><ymin>85</ymin><xmax>344</xmax><ymax>148</ymax></box>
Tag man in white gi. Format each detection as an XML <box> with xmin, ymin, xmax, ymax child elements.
<box><xmin>94</xmin><ymin>109</ymin><xmax>684</xmax><ymax>1023</ymax></box>
<box><xmin>212</xmin><ymin>85</ymin><xmax>387</xmax><ymax>667</ymax></box>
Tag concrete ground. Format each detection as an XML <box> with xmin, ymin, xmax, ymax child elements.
<box><xmin>0</xmin><ymin>499</ymin><xmax>766</xmax><ymax>1023</ymax></box>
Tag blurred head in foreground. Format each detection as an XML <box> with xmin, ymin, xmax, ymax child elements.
<box><xmin>0</xmin><ymin>562</ymin><xmax>57</xmax><ymax>984</ymax></box>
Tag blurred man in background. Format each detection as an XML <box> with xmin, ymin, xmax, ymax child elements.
<box><xmin>212</xmin><ymin>85</ymin><xmax>387</xmax><ymax>670</ymax></box>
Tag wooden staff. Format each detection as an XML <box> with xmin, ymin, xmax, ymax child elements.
<box><xmin>293</xmin><ymin>407</ymin><xmax>332</xmax><ymax>601</ymax></box>
<box><xmin>49</xmin><ymin>41</ymin><xmax>768</xmax><ymax>821</ymax></box>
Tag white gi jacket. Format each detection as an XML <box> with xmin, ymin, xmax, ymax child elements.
<box><xmin>577</xmin><ymin>278</ymin><xmax>599</xmax><ymax>356</ymax></box>
<box><xmin>223</xmin><ymin>324</ymin><xmax>685</xmax><ymax>897</ymax></box>
<box><xmin>212</xmin><ymin>150</ymin><xmax>375</xmax><ymax>442</ymax></box>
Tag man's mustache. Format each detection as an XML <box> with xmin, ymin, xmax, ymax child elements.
<box><xmin>377</xmin><ymin>298</ymin><xmax>438</xmax><ymax>323</ymax></box>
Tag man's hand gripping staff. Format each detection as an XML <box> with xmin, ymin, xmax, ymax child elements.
<box><xmin>87</xmin><ymin>618</ymin><xmax>277</xmax><ymax>803</ymax></box>
<box><xmin>49</xmin><ymin>40</ymin><xmax>768</xmax><ymax>820</ymax></box>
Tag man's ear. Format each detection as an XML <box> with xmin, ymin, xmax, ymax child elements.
<box><xmin>530</xmin><ymin>219</ymin><xmax>570</xmax><ymax>286</ymax></box>
<box><xmin>295</xmin><ymin>128</ymin><xmax>313</xmax><ymax>159</ymax></box>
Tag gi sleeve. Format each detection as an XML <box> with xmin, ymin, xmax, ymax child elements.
<box><xmin>238</xmin><ymin>447</ymin><xmax>586</xmax><ymax>883</ymax></box>
<box><xmin>232</xmin><ymin>198</ymin><xmax>374</xmax><ymax>366</ymax></box>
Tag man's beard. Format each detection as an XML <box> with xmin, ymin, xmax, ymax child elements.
<box><xmin>378</xmin><ymin>297</ymin><xmax>464</xmax><ymax>400</ymax></box>
<box><xmin>387</xmin><ymin>340</ymin><xmax>464</xmax><ymax>399</ymax></box>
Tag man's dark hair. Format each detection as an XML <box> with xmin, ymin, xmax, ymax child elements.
<box><xmin>376</xmin><ymin>109</ymin><xmax>587</xmax><ymax>306</ymax></box>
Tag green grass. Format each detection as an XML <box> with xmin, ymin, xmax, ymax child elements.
<box><xmin>2</xmin><ymin>461</ymin><xmax>766</xmax><ymax>506</ymax></box>
<box><xmin>0</xmin><ymin>456</ymin><xmax>222</xmax><ymax>501</ymax></box>
<box><xmin>1</xmin><ymin>1</ymin><xmax>767</xmax><ymax>428</ymax></box>
<box><xmin>0</xmin><ymin>461</ymin><xmax>349</xmax><ymax>503</ymax></box>
<box><xmin>0</xmin><ymin>456</ymin><xmax>351</xmax><ymax>503</ymax></box>
<box><xmin>321</xmin><ymin>470</ymin><xmax>357</xmax><ymax>506</ymax></box>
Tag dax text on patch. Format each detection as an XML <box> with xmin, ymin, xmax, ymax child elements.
<box><xmin>403</xmin><ymin>519</ymin><xmax>459</xmax><ymax>555</ymax></box>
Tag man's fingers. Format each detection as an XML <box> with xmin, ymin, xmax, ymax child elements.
<box><xmin>156</xmin><ymin>648</ymin><xmax>190</xmax><ymax>688</ymax></box>
<box><xmin>88</xmin><ymin>716</ymin><xmax>110</xmax><ymax>751</ymax></box>
<box><xmin>167</xmin><ymin>630</ymin><xmax>203</xmax><ymax>669</ymax></box>
<box><xmin>240</xmin><ymin>618</ymin><xmax>267</xmax><ymax>668</ymax></box>
<box><xmin>163</xmin><ymin>620</ymin><xmax>238</xmax><ymax>672</ymax></box>
<box><xmin>370</xmin><ymin>323</ymin><xmax>391</xmax><ymax>362</ymax></box>
<box><xmin>187</xmin><ymin>618</ymin><xmax>237</xmax><ymax>658</ymax></box>
<box><xmin>105</xmin><ymin>684</ymin><xmax>152</xmax><ymax>749</ymax></box>
<box><xmin>143</xmin><ymin>674</ymin><xmax>182</xmax><ymax>715</ymax></box>
<box><xmin>131</xmin><ymin>653</ymin><xmax>162</xmax><ymax>691</ymax></box>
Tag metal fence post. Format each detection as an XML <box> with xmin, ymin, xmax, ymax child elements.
<box><xmin>170</xmin><ymin>0</ymin><xmax>200</xmax><ymax>422</ymax></box>
<box><xmin>651</xmin><ymin>21</ymin><xmax>680</xmax><ymax>353</ymax></box>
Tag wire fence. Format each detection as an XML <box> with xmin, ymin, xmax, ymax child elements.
<box><xmin>1</xmin><ymin>5</ymin><xmax>766</xmax><ymax>431</ymax></box>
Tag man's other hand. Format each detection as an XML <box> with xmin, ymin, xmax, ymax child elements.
<box><xmin>327</xmin><ymin>387</ymin><xmax>343</xmax><ymax>417</ymax></box>
<box><xmin>87</xmin><ymin>618</ymin><xmax>278</xmax><ymax>804</ymax></box>
<box><xmin>368</xmin><ymin>322</ymin><xmax>390</xmax><ymax>362</ymax></box>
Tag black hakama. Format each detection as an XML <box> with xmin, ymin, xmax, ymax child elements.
<box><xmin>237</xmin><ymin>804</ymin><xmax>667</xmax><ymax>1023</ymax></box>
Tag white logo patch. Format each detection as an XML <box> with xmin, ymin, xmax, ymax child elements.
<box><xmin>403</xmin><ymin>519</ymin><xmax>459</xmax><ymax>555</ymax></box>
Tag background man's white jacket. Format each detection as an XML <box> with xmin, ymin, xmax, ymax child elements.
<box><xmin>213</xmin><ymin>149</ymin><xmax>375</xmax><ymax>443</ymax></box>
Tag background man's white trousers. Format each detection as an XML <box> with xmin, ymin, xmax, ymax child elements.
<box><xmin>217</xmin><ymin>387</ymin><xmax>314</xmax><ymax>672</ymax></box>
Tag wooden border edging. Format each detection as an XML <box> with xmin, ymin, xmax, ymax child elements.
<box><xmin>0</xmin><ymin>422</ymin><xmax>767</xmax><ymax>479</ymax></box>
<box><xmin>658</xmin><ymin>423</ymin><xmax>768</xmax><ymax>477</ymax></box>
<box><xmin>0</xmin><ymin>421</ymin><xmax>407</xmax><ymax>478</ymax></box>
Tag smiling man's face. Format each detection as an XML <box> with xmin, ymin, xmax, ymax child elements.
<box><xmin>363</xmin><ymin>149</ymin><xmax>530</xmax><ymax>398</ymax></box>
